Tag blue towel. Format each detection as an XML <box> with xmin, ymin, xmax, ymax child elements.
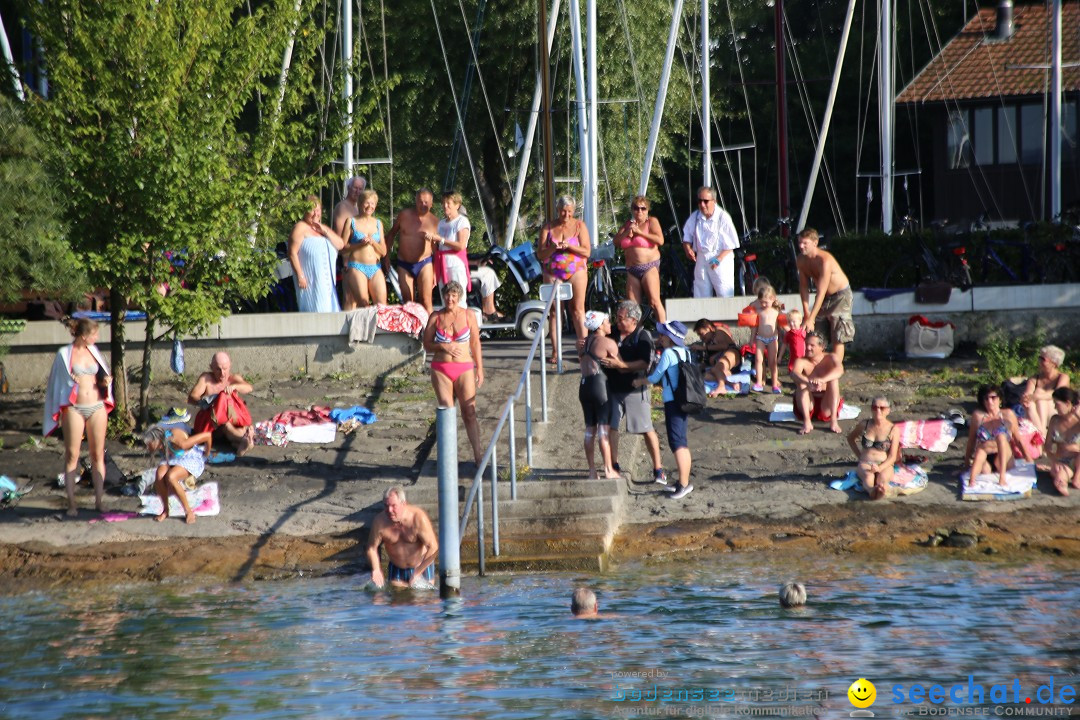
<box><xmin>829</xmin><ymin>470</ymin><xmax>860</xmax><ymax>491</ymax></box>
<box><xmin>72</xmin><ymin>310</ymin><xmax>148</xmax><ymax>321</ymax></box>
<box><xmin>329</xmin><ymin>406</ymin><xmax>378</xmax><ymax>424</ymax></box>
<box><xmin>208</xmin><ymin>452</ymin><xmax>236</xmax><ymax>464</ymax></box>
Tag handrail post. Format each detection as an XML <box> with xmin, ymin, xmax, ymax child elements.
<box><xmin>490</xmin><ymin>444</ymin><xmax>499</xmax><ymax>556</ymax></box>
<box><xmin>435</xmin><ymin>406</ymin><xmax>461</xmax><ymax>597</ymax></box>
<box><xmin>476</xmin><ymin>476</ymin><xmax>485</xmax><ymax>576</ymax></box>
<box><xmin>525</xmin><ymin>366</ymin><xmax>533</xmax><ymax>467</ymax></box>
<box><xmin>508</xmin><ymin>403</ymin><xmax>518</xmax><ymax>500</ymax></box>
<box><xmin>540</xmin><ymin>310</ymin><xmax>549</xmax><ymax>423</ymax></box>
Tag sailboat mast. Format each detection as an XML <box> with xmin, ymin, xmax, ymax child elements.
<box><xmin>539</xmin><ymin>0</ymin><xmax>556</xmax><ymax>222</ymax></box>
<box><xmin>775</xmin><ymin>0</ymin><xmax>789</xmax><ymax>223</ymax></box>
<box><xmin>701</xmin><ymin>0</ymin><xmax>711</xmax><ymax>186</ymax></box>
<box><xmin>343</xmin><ymin>0</ymin><xmax>353</xmax><ymax>179</ymax></box>
<box><xmin>1051</xmin><ymin>0</ymin><xmax>1062</xmax><ymax>219</ymax></box>
<box><xmin>880</xmin><ymin>0</ymin><xmax>894</xmax><ymax>232</ymax></box>
<box><xmin>570</xmin><ymin>0</ymin><xmax>590</xmax><ymax>231</ymax></box>
<box><xmin>587</xmin><ymin>0</ymin><xmax>598</xmax><ymax>239</ymax></box>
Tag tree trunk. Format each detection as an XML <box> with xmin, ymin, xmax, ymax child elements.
<box><xmin>138</xmin><ymin>313</ymin><xmax>154</xmax><ymax>429</ymax></box>
<box><xmin>109</xmin><ymin>288</ymin><xmax>135</xmax><ymax>433</ymax></box>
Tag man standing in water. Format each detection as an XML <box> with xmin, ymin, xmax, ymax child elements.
<box><xmin>386</xmin><ymin>188</ymin><xmax>440</xmax><ymax>311</ymax></box>
<box><xmin>366</xmin><ymin>486</ymin><xmax>439</xmax><ymax>588</ymax></box>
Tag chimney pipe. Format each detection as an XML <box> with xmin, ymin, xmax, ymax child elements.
<box><xmin>996</xmin><ymin>0</ymin><xmax>1014</xmax><ymax>40</ymax></box>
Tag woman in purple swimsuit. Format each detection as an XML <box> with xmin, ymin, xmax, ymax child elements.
<box><xmin>338</xmin><ymin>189</ymin><xmax>388</xmax><ymax>309</ymax></box>
<box><xmin>537</xmin><ymin>195</ymin><xmax>591</xmax><ymax>362</ymax></box>
<box><xmin>614</xmin><ymin>195</ymin><xmax>666</xmax><ymax>324</ymax></box>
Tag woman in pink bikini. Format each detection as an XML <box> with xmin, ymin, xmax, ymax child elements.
<box><xmin>537</xmin><ymin>195</ymin><xmax>591</xmax><ymax>362</ymax></box>
<box><xmin>422</xmin><ymin>280</ymin><xmax>484</xmax><ymax>464</ymax></box>
<box><xmin>613</xmin><ymin>195</ymin><xmax>665</xmax><ymax>324</ymax></box>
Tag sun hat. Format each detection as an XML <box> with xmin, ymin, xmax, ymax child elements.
<box><xmin>584</xmin><ymin>310</ymin><xmax>608</xmax><ymax>332</ymax></box>
<box><xmin>656</xmin><ymin>321</ymin><xmax>687</xmax><ymax>347</ymax></box>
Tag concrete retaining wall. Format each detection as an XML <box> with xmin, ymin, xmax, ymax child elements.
<box><xmin>1</xmin><ymin>312</ymin><xmax>423</xmax><ymax>390</ymax></box>
<box><xmin>666</xmin><ymin>284</ymin><xmax>1080</xmax><ymax>353</ymax></box>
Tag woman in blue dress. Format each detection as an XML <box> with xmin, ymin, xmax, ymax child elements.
<box><xmin>289</xmin><ymin>195</ymin><xmax>346</xmax><ymax>312</ymax></box>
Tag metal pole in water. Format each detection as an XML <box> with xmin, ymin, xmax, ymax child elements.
<box><xmin>540</xmin><ymin>316</ymin><xmax>549</xmax><ymax>424</ymax></box>
<box><xmin>509</xmin><ymin>403</ymin><xmax>518</xmax><ymax>500</ymax></box>
<box><xmin>490</xmin><ymin>444</ymin><xmax>499</xmax><ymax>556</ymax></box>
<box><xmin>476</xmin><ymin>474</ymin><xmax>486</xmax><ymax>576</ymax></box>
<box><xmin>436</xmin><ymin>406</ymin><xmax>461</xmax><ymax>598</ymax></box>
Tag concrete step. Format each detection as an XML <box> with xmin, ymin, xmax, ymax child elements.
<box><xmin>457</xmin><ymin>513</ymin><xmax>615</xmax><ymax>538</ymax></box>
<box><xmin>420</xmin><ymin>493</ymin><xmax>618</xmax><ymax>520</ymax></box>
<box><xmin>408</xmin><ymin>477</ymin><xmax>622</xmax><ymax>506</ymax></box>
<box><xmin>458</xmin><ymin>532</ymin><xmax>609</xmax><ymax>558</ymax></box>
<box><xmin>460</xmin><ymin>552</ymin><xmax>609</xmax><ymax>573</ymax></box>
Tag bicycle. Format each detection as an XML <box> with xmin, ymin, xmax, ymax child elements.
<box><xmin>969</xmin><ymin>215</ymin><xmax>1043</xmax><ymax>286</ymax></box>
<box><xmin>584</xmin><ymin>240</ymin><xmax>621</xmax><ymax>318</ymax></box>
<box><xmin>660</xmin><ymin>225</ymin><xmax>693</xmax><ymax>300</ymax></box>
<box><xmin>1036</xmin><ymin>221</ymin><xmax>1080</xmax><ymax>284</ymax></box>
<box><xmin>736</xmin><ymin>217</ymin><xmax>799</xmax><ymax>295</ymax></box>
<box><xmin>882</xmin><ymin>216</ymin><xmax>973</xmax><ymax>289</ymax></box>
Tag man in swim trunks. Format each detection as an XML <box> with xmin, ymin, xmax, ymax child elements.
<box><xmin>332</xmin><ymin>175</ymin><xmax>367</xmax><ymax>235</ymax></box>
<box><xmin>681</xmin><ymin>186</ymin><xmax>740</xmax><ymax>298</ymax></box>
<box><xmin>187</xmin><ymin>352</ymin><xmax>255</xmax><ymax>455</ymax></box>
<box><xmin>796</xmin><ymin>227</ymin><xmax>854</xmax><ymax>362</ymax></box>
<box><xmin>386</xmin><ymin>188</ymin><xmax>440</xmax><ymax>312</ymax></box>
<box><xmin>790</xmin><ymin>332</ymin><xmax>845</xmax><ymax>435</ymax></box>
<box><xmin>366</xmin><ymin>485</ymin><xmax>439</xmax><ymax>589</ymax></box>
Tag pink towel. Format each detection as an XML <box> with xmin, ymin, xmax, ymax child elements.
<box><xmin>896</xmin><ymin>419</ymin><xmax>957</xmax><ymax>453</ymax></box>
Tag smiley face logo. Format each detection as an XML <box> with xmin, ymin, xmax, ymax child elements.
<box><xmin>848</xmin><ymin>678</ymin><xmax>877</xmax><ymax>708</ymax></box>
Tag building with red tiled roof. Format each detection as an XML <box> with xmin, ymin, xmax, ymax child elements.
<box><xmin>896</xmin><ymin>1</ymin><xmax>1079</xmax><ymax>222</ymax></box>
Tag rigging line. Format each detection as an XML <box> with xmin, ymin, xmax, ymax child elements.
<box><xmin>854</xmin><ymin>0</ymin><xmax>870</xmax><ymax>232</ymax></box>
<box><xmin>614</xmin><ymin>0</ymin><xmax>646</xmax><ymax>171</ymax></box>
<box><xmin>725</xmin><ymin>0</ymin><xmax>759</xmax><ymax>230</ymax></box>
<box><xmin>428</xmin><ymin>0</ymin><xmax>496</xmax><ymax>241</ymax></box>
<box><xmin>783</xmin><ymin>5</ymin><xmax>844</xmax><ymax>233</ymax></box>
<box><xmin>357</xmin><ymin>0</ymin><xmax>393</xmax><ymax>160</ymax></box>
<box><xmin>379</xmin><ymin>0</ymin><xmax>393</xmax><ymax>215</ymax></box>
<box><xmin>597</xmin><ymin>117</ymin><xmax>620</xmax><ymax>229</ymax></box>
<box><xmin>453</xmin><ymin>0</ymin><xmax>513</xmax><ymax>189</ymax></box>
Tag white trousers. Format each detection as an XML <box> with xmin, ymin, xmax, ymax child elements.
<box><xmin>471</xmin><ymin>265</ymin><xmax>501</xmax><ymax>298</ymax></box>
<box><xmin>692</xmin><ymin>253</ymin><xmax>735</xmax><ymax>298</ymax></box>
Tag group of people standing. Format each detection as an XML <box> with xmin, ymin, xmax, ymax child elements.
<box><xmin>288</xmin><ymin>178</ymin><xmax>503</xmax><ymax>319</ymax></box>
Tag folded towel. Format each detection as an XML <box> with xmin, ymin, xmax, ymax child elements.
<box><xmin>895</xmin><ymin>419</ymin><xmax>958</xmax><ymax>453</ymax></box>
<box><xmin>960</xmin><ymin>461</ymin><xmax>1036</xmax><ymax>499</ymax></box>
<box><xmin>346</xmin><ymin>306</ymin><xmax>379</xmax><ymax>344</ymax></box>
<box><xmin>770</xmin><ymin>402</ymin><xmax>861</xmax><ymax>423</ymax></box>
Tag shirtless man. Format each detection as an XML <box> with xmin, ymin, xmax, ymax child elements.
<box><xmin>790</xmin><ymin>332</ymin><xmax>845</xmax><ymax>435</ymax></box>
<box><xmin>386</xmin><ymin>188</ymin><xmax>440</xmax><ymax>312</ymax></box>
<box><xmin>333</xmin><ymin>176</ymin><xmax>367</xmax><ymax>238</ymax></box>
<box><xmin>366</xmin><ymin>486</ymin><xmax>439</xmax><ymax>588</ymax></box>
<box><xmin>187</xmin><ymin>352</ymin><xmax>255</xmax><ymax>454</ymax></box>
<box><xmin>796</xmin><ymin>227</ymin><xmax>854</xmax><ymax>362</ymax></box>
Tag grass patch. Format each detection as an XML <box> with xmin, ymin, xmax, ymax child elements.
<box><xmin>916</xmin><ymin>384</ymin><xmax>967</xmax><ymax>399</ymax></box>
<box><xmin>871</xmin><ymin>369</ymin><xmax>910</xmax><ymax>383</ymax></box>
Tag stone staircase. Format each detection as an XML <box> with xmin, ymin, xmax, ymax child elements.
<box><xmin>409</xmin><ymin>349</ymin><xmax>632</xmax><ymax>572</ymax></box>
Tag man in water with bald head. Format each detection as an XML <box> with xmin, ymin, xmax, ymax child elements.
<box><xmin>187</xmin><ymin>352</ymin><xmax>255</xmax><ymax>455</ymax></box>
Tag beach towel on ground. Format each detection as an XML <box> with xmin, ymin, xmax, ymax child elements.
<box><xmin>895</xmin><ymin>419</ymin><xmax>958</xmax><ymax>453</ymax></box>
<box><xmin>960</xmin><ymin>461</ymin><xmax>1036</xmax><ymax>500</ymax></box>
<box><xmin>253</xmin><ymin>421</ymin><xmax>289</xmax><ymax>447</ymax></box>
<box><xmin>272</xmin><ymin>406</ymin><xmax>333</xmax><ymax>427</ymax></box>
<box><xmin>286</xmin><ymin>422</ymin><xmax>337</xmax><ymax>444</ymax></box>
<box><xmin>705</xmin><ymin>371</ymin><xmax>752</xmax><ymax>396</ymax></box>
<box><xmin>329</xmin><ymin>406</ymin><xmax>378</xmax><ymax>424</ymax></box>
<box><xmin>831</xmin><ymin>465</ymin><xmax>928</xmax><ymax>496</ymax></box>
<box><xmin>139</xmin><ymin>482</ymin><xmax>221</xmax><ymax>517</ymax></box>
<box><xmin>769</xmin><ymin>402</ymin><xmax>860</xmax><ymax>423</ymax></box>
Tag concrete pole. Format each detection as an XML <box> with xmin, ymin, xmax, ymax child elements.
<box><xmin>586</xmin><ymin>0</ymin><xmax>598</xmax><ymax>240</ymax></box>
<box><xmin>701</xmin><ymin>0</ymin><xmax>711</xmax><ymax>186</ymax></box>
<box><xmin>638</xmin><ymin>0</ymin><xmax>684</xmax><ymax>196</ymax></box>
<box><xmin>879</xmin><ymin>0</ymin><xmax>894</xmax><ymax>232</ymax></box>
<box><xmin>436</xmin><ymin>406</ymin><xmax>461</xmax><ymax>597</ymax></box>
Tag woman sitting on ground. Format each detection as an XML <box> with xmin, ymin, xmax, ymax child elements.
<box><xmin>338</xmin><ymin>189</ymin><xmax>388</xmax><ymax>309</ymax></box>
<box><xmin>422</xmin><ymin>280</ymin><xmax>484</xmax><ymax>465</ymax></box>
<box><xmin>143</xmin><ymin>424</ymin><xmax>213</xmax><ymax>524</ymax></box>
<box><xmin>1018</xmin><ymin>345</ymin><xmax>1070</xmax><ymax>439</ymax></box>
<box><xmin>1040</xmin><ymin>387</ymin><xmax>1080</xmax><ymax>496</ymax></box>
<box><xmin>691</xmin><ymin>319</ymin><xmax>741</xmax><ymax>396</ymax></box>
<box><xmin>964</xmin><ymin>385</ymin><xmax>1030</xmax><ymax>487</ymax></box>
<box><xmin>846</xmin><ymin>396</ymin><xmax>900</xmax><ymax>500</ymax></box>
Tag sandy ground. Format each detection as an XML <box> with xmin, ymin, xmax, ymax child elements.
<box><xmin>2</xmin><ymin>343</ymin><xmax>1079</xmax><ymax>588</ymax></box>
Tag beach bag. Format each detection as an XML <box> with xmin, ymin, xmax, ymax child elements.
<box><xmin>905</xmin><ymin>316</ymin><xmax>954</xmax><ymax>359</ymax></box>
<box><xmin>672</xmin><ymin>348</ymin><xmax>707</xmax><ymax>414</ymax></box>
<box><xmin>193</xmin><ymin>390</ymin><xmax>252</xmax><ymax>433</ymax></box>
<box><xmin>170</xmin><ymin>337</ymin><xmax>185</xmax><ymax>375</ymax></box>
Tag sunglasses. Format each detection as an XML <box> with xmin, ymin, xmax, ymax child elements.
<box><xmin>632</xmin><ymin>206</ymin><xmax>647</xmax><ymax>212</ymax></box>
<box><xmin>697</xmin><ymin>197</ymin><xmax>713</xmax><ymax>204</ymax></box>
<box><xmin>872</xmin><ymin>405</ymin><xmax>890</xmax><ymax>411</ymax></box>
<box><xmin>986</xmin><ymin>395</ymin><xmax>1000</xmax><ymax>401</ymax></box>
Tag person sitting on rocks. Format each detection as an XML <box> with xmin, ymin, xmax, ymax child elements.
<box><xmin>790</xmin><ymin>332</ymin><xmax>844</xmax><ymax>435</ymax></box>
<box><xmin>1041</xmin><ymin>387</ymin><xmax>1080</xmax><ymax>496</ymax></box>
<box><xmin>187</xmin><ymin>352</ymin><xmax>255</xmax><ymax>455</ymax></box>
<box><xmin>964</xmin><ymin>385</ymin><xmax>1030</xmax><ymax>487</ymax></box>
<box><xmin>846</xmin><ymin>396</ymin><xmax>900</xmax><ymax>500</ymax></box>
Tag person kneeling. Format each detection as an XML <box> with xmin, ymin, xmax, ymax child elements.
<box><xmin>143</xmin><ymin>424</ymin><xmax>212</xmax><ymax>524</ymax></box>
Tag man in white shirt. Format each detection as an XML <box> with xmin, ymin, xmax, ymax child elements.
<box><xmin>681</xmin><ymin>186</ymin><xmax>740</xmax><ymax>298</ymax></box>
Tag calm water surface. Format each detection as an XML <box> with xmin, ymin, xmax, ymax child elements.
<box><xmin>2</xmin><ymin>555</ymin><xmax>1078</xmax><ymax>719</ymax></box>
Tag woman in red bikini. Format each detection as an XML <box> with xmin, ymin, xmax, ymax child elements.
<box><xmin>422</xmin><ymin>280</ymin><xmax>484</xmax><ymax>464</ymax></box>
<box><xmin>537</xmin><ymin>195</ymin><xmax>591</xmax><ymax>362</ymax></box>
<box><xmin>613</xmin><ymin>195</ymin><xmax>665</xmax><ymax>324</ymax></box>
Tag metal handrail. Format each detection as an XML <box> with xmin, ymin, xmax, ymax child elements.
<box><xmin>457</xmin><ymin>280</ymin><xmax>564</xmax><ymax>574</ymax></box>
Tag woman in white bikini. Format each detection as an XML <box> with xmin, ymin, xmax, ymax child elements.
<box><xmin>43</xmin><ymin>318</ymin><xmax>114</xmax><ymax>517</ymax></box>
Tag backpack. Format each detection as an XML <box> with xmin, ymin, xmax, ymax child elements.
<box><xmin>671</xmin><ymin>347</ymin><xmax>707</xmax><ymax>414</ymax></box>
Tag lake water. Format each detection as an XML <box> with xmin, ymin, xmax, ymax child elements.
<box><xmin>2</xmin><ymin>554</ymin><xmax>1078</xmax><ymax>719</ymax></box>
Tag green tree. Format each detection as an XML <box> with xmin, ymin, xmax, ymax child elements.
<box><xmin>0</xmin><ymin>94</ymin><xmax>84</xmax><ymax>304</ymax></box>
<box><xmin>21</xmin><ymin>0</ymin><xmax>387</xmax><ymax>427</ymax></box>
